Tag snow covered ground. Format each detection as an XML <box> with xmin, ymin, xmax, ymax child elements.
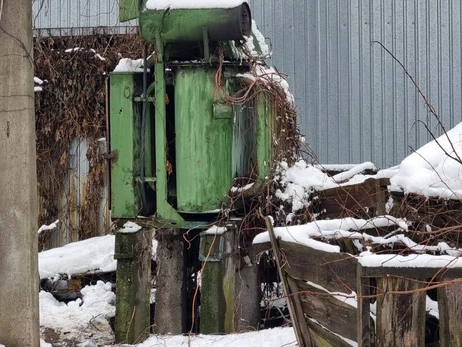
<box><xmin>38</xmin><ymin>231</ymin><xmax>295</xmax><ymax>346</ymax></box>
<box><xmin>37</xmin><ymin>121</ymin><xmax>462</xmax><ymax>345</ymax></box>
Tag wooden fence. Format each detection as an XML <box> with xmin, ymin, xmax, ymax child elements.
<box><xmin>257</xmin><ymin>218</ymin><xmax>462</xmax><ymax>347</ymax></box>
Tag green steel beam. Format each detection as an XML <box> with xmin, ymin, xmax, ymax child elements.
<box><xmin>154</xmin><ymin>62</ymin><xmax>184</xmax><ymax>223</ymax></box>
<box><xmin>109</xmin><ymin>73</ymin><xmax>141</xmax><ymax>218</ymax></box>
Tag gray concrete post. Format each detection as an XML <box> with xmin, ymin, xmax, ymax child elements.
<box><xmin>154</xmin><ymin>229</ymin><xmax>184</xmax><ymax>334</ymax></box>
<box><xmin>0</xmin><ymin>0</ymin><xmax>40</xmax><ymax>346</ymax></box>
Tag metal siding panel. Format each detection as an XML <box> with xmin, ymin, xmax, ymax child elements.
<box><xmin>349</xmin><ymin>0</ymin><xmax>361</xmax><ymax>163</ymax></box>
<box><xmin>452</xmin><ymin>0</ymin><xmax>462</xmax><ymax>129</ymax></box>
<box><xmin>293</xmin><ymin>0</ymin><xmax>308</xmax><ymax>138</ymax></box>
<box><xmin>338</xmin><ymin>0</ymin><xmax>350</xmax><ymax>163</ymax></box>
<box><xmin>395</xmin><ymin>0</ymin><xmax>405</xmax><ymax>165</ymax></box>
<box><xmin>360</xmin><ymin>0</ymin><xmax>373</xmax><ymax>163</ymax></box>
<box><xmin>283</xmin><ymin>1</ymin><xmax>295</xmax><ymax>108</ymax></box>
<box><xmin>327</xmin><ymin>0</ymin><xmax>339</xmax><ymax>162</ymax></box>
<box><xmin>306</xmin><ymin>0</ymin><xmax>320</xmax><ymax>162</ymax></box>
<box><xmin>318</xmin><ymin>0</ymin><xmax>329</xmax><ymax>162</ymax></box>
<box><xmin>32</xmin><ymin>0</ymin><xmax>136</xmax><ymax>32</ymax></box>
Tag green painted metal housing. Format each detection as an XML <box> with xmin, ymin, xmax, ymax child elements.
<box><xmin>110</xmin><ymin>1</ymin><xmax>275</xmax><ymax>220</ymax></box>
<box><xmin>109</xmin><ymin>65</ymin><xmax>274</xmax><ymax>219</ymax></box>
<box><xmin>174</xmin><ymin>67</ymin><xmax>233</xmax><ymax>213</ymax></box>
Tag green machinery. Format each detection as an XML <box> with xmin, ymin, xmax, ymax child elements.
<box><xmin>110</xmin><ymin>0</ymin><xmax>273</xmax><ymax>224</ymax></box>
<box><xmin>111</xmin><ymin>0</ymin><xmax>276</xmax><ymax>339</ymax></box>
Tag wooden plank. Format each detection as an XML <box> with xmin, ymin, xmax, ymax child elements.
<box><xmin>361</xmin><ymin>266</ymin><xmax>462</xmax><ymax>279</ymax></box>
<box><xmin>376</xmin><ymin>276</ymin><xmax>426</xmax><ymax>347</ymax></box>
<box><xmin>318</xmin><ymin>178</ymin><xmax>390</xmax><ymax>219</ymax></box>
<box><xmin>286</xmin><ymin>276</ymin><xmax>317</xmax><ymax>347</ymax></box>
<box><xmin>295</xmin><ymin>281</ymin><xmax>357</xmax><ymax>342</ymax></box>
<box><xmin>438</xmin><ymin>280</ymin><xmax>462</xmax><ymax>347</ymax></box>
<box><xmin>265</xmin><ymin>217</ymin><xmax>314</xmax><ymax>347</ymax></box>
<box><xmin>278</xmin><ymin>240</ymin><xmax>358</xmax><ymax>293</ymax></box>
<box><xmin>357</xmin><ymin>264</ymin><xmax>372</xmax><ymax>347</ymax></box>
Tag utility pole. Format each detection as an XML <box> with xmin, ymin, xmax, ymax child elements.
<box><xmin>0</xmin><ymin>0</ymin><xmax>40</xmax><ymax>346</ymax></box>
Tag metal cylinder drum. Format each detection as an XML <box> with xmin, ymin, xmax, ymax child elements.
<box><xmin>139</xmin><ymin>3</ymin><xmax>252</xmax><ymax>44</ymax></box>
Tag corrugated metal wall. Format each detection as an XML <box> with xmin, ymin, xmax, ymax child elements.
<box><xmin>250</xmin><ymin>0</ymin><xmax>462</xmax><ymax>168</ymax></box>
<box><xmin>32</xmin><ymin>0</ymin><xmax>462</xmax><ymax>167</ymax></box>
<box><xmin>32</xmin><ymin>0</ymin><xmax>137</xmax><ymax>36</ymax></box>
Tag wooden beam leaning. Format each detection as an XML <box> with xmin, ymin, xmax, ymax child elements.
<box><xmin>265</xmin><ymin>217</ymin><xmax>314</xmax><ymax>347</ymax></box>
<box><xmin>356</xmin><ymin>264</ymin><xmax>372</xmax><ymax>347</ymax></box>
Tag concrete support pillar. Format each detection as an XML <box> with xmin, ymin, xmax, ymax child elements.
<box><xmin>114</xmin><ymin>226</ymin><xmax>152</xmax><ymax>344</ymax></box>
<box><xmin>0</xmin><ymin>0</ymin><xmax>40</xmax><ymax>345</ymax></box>
<box><xmin>154</xmin><ymin>229</ymin><xmax>185</xmax><ymax>334</ymax></box>
<box><xmin>200</xmin><ymin>226</ymin><xmax>260</xmax><ymax>334</ymax></box>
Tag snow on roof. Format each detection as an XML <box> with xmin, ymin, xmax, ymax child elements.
<box><xmin>253</xmin><ymin>216</ymin><xmax>409</xmax><ymax>253</ymax></box>
<box><xmin>146</xmin><ymin>0</ymin><xmax>247</xmax><ymax>10</ymax></box>
<box><xmin>253</xmin><ymin>215</ymin><xmax>462</xmax><ymax>257</ymax></box>
<box><xmin>358</xmin><ymin>254</ymin><xmax>462</xmax><ymax>268</ymax></box>
<box><xmin>274</xmin><ymin>160</ymin><xmax>395</xmax><ymax>213</ymax></box>
<box><xmin>390</xmin><ymin>121</ymin><xmax>462</xmax><ymax>199</ymax></box>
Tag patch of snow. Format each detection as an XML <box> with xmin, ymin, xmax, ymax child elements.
<box><xmin>274</xmin><ymin>160</ymin><xmax>393</xmax><ymax>213</ymax></box>
<box><xmin>390</xmin><ymin>121</ymin><xmax>462</xmax><ymax>199</ymax></box>
<box><xmin>38</xmin><ymin>219</ymin><xmax>59</xmax><ymax>234</ymax></box>
<box><xmin>94</xmin><ymin>53</ymin><xmax>106</xmax><ymax>61</ymax></box>
<box><xmin>40</xmin><ymin>281</ymin><xmax>115</xmax><ymax>345</ymax></box>
<box><xmin>202</xmin><ymin>225</ymin><xmax>227</xmax><ymax>235</ymax></box>
<box><xmin>427</xmin><ymin>295</ymin><xmax>439</xmax><ymax>319</ymax></box>
<box><xmin>358</xmin><ymin>254</ymin><xmax>462</xmax><ymax>268</ymax></box>
<box><xmin>65</xmin><ymin>47</ymin><xmax>82</xmax><ymax>53</ymax></box>
<box><xmin>119</xmin><ymin>221</ymin><xmax>142</xmax><ymax>233</ymax></box>
<box><xmin>39</xmin><ymin>235</ymin><xmax>117</xmax><ymax>279</ymax></box>
<box><xmin>331</xmin><ymin>162</ymin><xmax>377</xmax><ymax>182</ymax></box>
<box><xmin>113</xmin><ymin>58</ymin><xmax>145</xmax><ymax>73</ymax></box>
<box><xmin>34</xmin><ymin>86</ymin><xmax>43</xmax><ymax>92</ymax></box>
<box><xmin>34</xmin><ymin>77</ymin><xmax>44</xmax><ymax>85</ymax></box>
<box><xmin>146</xmin><ymin>0</ymin><xmax>247</xmax><ymax>10</ymax></box>
<box><xmin>231</xmin><ymin>182</ymin><xmax>254</xmax><ymax>193</ymax></box>
<box><xmin>134</xmin><ymin>327</ymin><xmax>296</xmax><ymax>347</ymax></box>
<box><xmin>385</xmin><ymin>196</ymin><xmax>394</xmax><ymax>214</ymax></box>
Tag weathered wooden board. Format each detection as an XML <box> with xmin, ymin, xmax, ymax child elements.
<box><xmin>305</xmin><ymin>317</ymin><xmax>354</xmax><ymax>347</ymax></box>
<box><xmin>274</xmin><ymin>240</ymin><xmax>358</xmax><ymax>293</ymax></box>
<box><xmin>376</xmin><ymin>277</ymin><xmax>426</xmax><ymax>347</ymax></box>
<box><xmin>318</xmin><ymin>178</ymin><xmax>389</xmax><ymax>219</ymax></box>
<box><xmin>438</xmin><ymin>280</ymin><xmax>462</xmax><ymax>347</ymax></box>
<box><xmin>296</xmin><ymin>281</ymin><xmax>357</xmax><ymax>342</ymax></box>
